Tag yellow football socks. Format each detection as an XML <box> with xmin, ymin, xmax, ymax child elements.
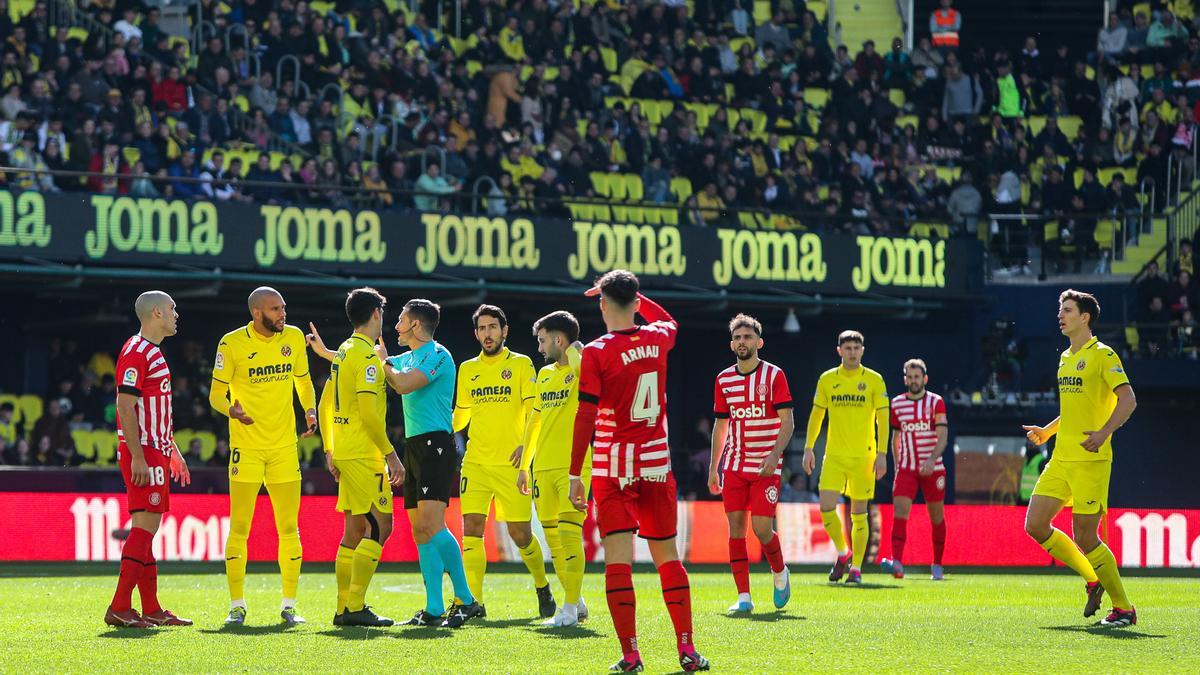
<box><xmin>821</xmin><ymin>509</ymin><xmax>847</xmax><ymax>554</ymax></box>
<box><xmin>346</xmin><ymin>539</ymin><xmax>383</xmax><ymax>612</ymax></box>
<box><xmin>266</xmin><ymin>481</ymin><xmax>303</xmax><ymax>600</ymax></box>
<box><xmin>1040</xmin><ymin>529</ymin><xmax>1098</xmax><ymax>583</ymax></box>
<box><xmin>1086</xmin><ymin>542</ymin><xmax>1131</xmax><ymax>610</ymax></box>
<box><xmin>559</xmin><ymin>513</ymin><xmax>587</xmax><ymax>605</ymax></box>
<box><xmin>542</xmin><ymin>521</ymin><xmax>565</xmax><ymax>592</ymax></box>
<box><xmin>518</xmin><ymin>537</ymin><xmax>549</xmax><ymax>588</ymax></box>
<box><xmin>224</xmin><ymin>481</ymin><xmax>259</xmax><ymax>603</ymax></box>
<box><xmin>335</xmin><ymin>545</ymin><xmax>355</xmax><ymax>612</ymax></box>
<box><xmin>851</xmin><ymin>512</ymin><xmax>869</xmax><ymax>570</ymax></box>
<box><xmin>463</xmin><ymin>535</ymin><xmax>486</xmax><ymax>602</ymax></box>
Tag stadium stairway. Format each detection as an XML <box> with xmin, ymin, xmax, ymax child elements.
<box><xmin>835</xmin><ymin>0</ymin><xmax>903</xmax><ymax>54</ymax></box>
<box><xmin>1112</xmin><ymin>217</ymin><xmax>1167</xmax><ymax>275</ymax></box>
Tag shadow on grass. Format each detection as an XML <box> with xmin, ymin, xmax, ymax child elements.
<box><xmin>387</xmin><ymin>627</ymin><xmax>454</xmax><ymax>641</ymax></box>
<box><xmin>98</xmin><ymin>629</ymin><xmax>159</xmax><ymax>639</ymax></box>
<box><xmin>1041</xmin><ymin>625</ymin><xmax>1167</xmax><ymax>639</ymax></box>
<box><xmin>198</xmin><ymin>623</ymin><xmax>301</xmax><ymax>636</ymax></box>
<box><xmin>523</xmin><ymin>624</ymin><xmax>604</xmax><ymax>639</ymax></box>
<box><xmin>479</xmin><ymin>617</ymin><xmax>540</xmax><ymax>629</ymax></box>
<box><xmin>314</xmin><ymin>627</ymin><xmax>396</xmax><ymax>641</ymax></box>
<box><xmin>721</xmin><ymin>611</ymin><xmax>806</xmax><ymax>622</ymax></box>
<box><xmin>824</xmin><ymin>582</ymin><xmax>902</xmax><ymax>590</ymax></box>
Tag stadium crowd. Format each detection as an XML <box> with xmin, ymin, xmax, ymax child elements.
<box><xmin>0</xmin><ymin>1</ymin><xmax>1197</xmax><ymax>261</ymax></box>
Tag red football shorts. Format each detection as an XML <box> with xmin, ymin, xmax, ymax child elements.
<box><xmin>118</xmin><ymin>443</ymin><xmax>172</xmax><ymax>514</ymax></box>
<box><xmin>893</xmin><ymin>467</ymin><xmax>947</xmax><ymax>502</ymax></box>
<box><xmin>721</xmin><ymin>469</ymin><xmax>781</xmax><ymax>518</ymax></box>
<box><xmin>593</xmin><ymin>473</ymin><xmax>678</xmax><ymax>540</ymax></box>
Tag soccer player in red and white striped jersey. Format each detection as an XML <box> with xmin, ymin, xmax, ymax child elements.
<box><xmin>880</xmin><ymin>358</ymin><xmax>949</xmax><ymax>581</ymax></box>
<box><xmin>105</xmin><ymin>291</ymin><xmax>193</xmax><ymax>629</ymax></box>
<box><xmin>568</xmin><ymin>270</ymin><xmax>709</xmax><ymax>673</ymax></box>
<box><xmin>708</xmin><ymin>314</ymin><xmax>794</xmax><ymax>614</ymax></box>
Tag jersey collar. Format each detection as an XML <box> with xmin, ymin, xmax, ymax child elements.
<box><xmin>1067</xmin><ymin>336</ymin><xmax>1099</xmax><ymax>356</ymax></box>
<box><xmin>836</xmin><ymin>364</ymin><xmax>865</xmax><ymax>378</ymax></box>
<box><xmin>351</xmin><ymin>332</ymin><xmax>374</xmax><ymax>348</ymax></box>
<box><xmin>478</xmin><ymin>347</ymin><xmax>511</xmax><ymax>363</ymax></box>
<box><xmin>245</xmin><ymin>321</ymin><xmax>281</xmax><ymax>343</ymax></box>
<box><xmin>733</xmin><ymin>360</ymin><xmax>762</xmax><ymax>377</ymax></box>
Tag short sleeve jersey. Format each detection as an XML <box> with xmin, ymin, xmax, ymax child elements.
<box><xmin>388</xmin><ymin>340</ymin><xmax>455</xmax><ymax>437</ymax></box>
<box><xmin>212</xmin><ymin>322</ymin><xmax>311</xmax><ymax>450</ymax></box>
<box><xmin>115</xmin><ymin>334</ymin><xmax>174</xmax><ymax>456</ymax></box>
<box><xmin>1056</xmin><ymin>337</ymin><xmax>1130</xmax><ymax>462</ymax></box>
<box><xmin>713</xmin><ymin>360</ymin><xmax>793</xmax><ymax>475</ymax></box>
<box><xmin>330</xmin><ymin>333</ymin><xmax>387</xmax><ymax>460</ymax></box>
<box><xmin>813</xmin><ymin>365</ymin><xmax>889</xmax><ymax>459</ymax></box>
<box><xmin>455</xmin><ymin>348</ymin><xmax>537</xmax><ymax>466</ymax></box>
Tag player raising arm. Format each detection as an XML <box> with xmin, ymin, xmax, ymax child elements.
<box><xmin>1022</xmin><ymin>290</ymin><xmax>1138</xmax><ymax>627</ymax></box>
<box><xmin>568</xmin><ymin>270</ymin><xmax>710</xmax><ymax>673</ymax></box>
<box><xmin>105</xmin><ymin>291</ymin><xmax>192</xmax><ymax>629</ymax></box>
<box><xmin>802</xmin><ymin>330</ymin><xmax>889</xmax><ymax>585</ymax></box>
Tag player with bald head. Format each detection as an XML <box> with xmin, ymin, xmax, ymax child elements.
<box><xmin>210</xmin><ymin>287</ymin><xmax>318</xmax><ymax>625</ymax></box>
<box><xmin>107</xmin><ymin>291</ymin><xmax>192</xmax><ymax>628</ymax></box>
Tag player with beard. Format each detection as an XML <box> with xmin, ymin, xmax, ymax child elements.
<box><xmin>708</xmin><ymin>314</ymin><xmax>794</xmax><ymax>613</ymax></box>
<box><xmin>210</xmin><ymin>287</ymin><xmax>317</xmax><ymax>625</ymax></box>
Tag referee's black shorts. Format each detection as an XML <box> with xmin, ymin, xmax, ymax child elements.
<box><xmin>403</xmin><ymin>430</ymin><xmax>459</xmax><ymax>510</ymax></box>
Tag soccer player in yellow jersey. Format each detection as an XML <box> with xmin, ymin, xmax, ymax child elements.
<box><xmin>453</xmin><ymin>304</ymin><xmax>554</xmax><ymax>618</ymax></box>
<box><xmin>209</xmin><ymin>287</ymin><xmax>316</xmax><ymax>626</ymax></box>
<box><xmin>318</xmin><ymin>287</ymin><xmax>405</xmax><ymax>627</ymax></box>
<box><xmin>519</xmin><ymin>310</ymin><xmax>591</xmax><ymax>627</ymax></box>
<box><xmin>1023</xmin><ymin>290</ymin><xmax>1138</xmax><ymax>627</ymax></box>
<box><xmin>802</xmin><ymin>330</ymin><xmax>889</xmax><ymax>584</ymax></box>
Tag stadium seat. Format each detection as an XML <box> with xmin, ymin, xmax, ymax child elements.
<box><xmin>71</xmin><ymin>429</ymin><xmax>96</xmax><ymax>462</ymax></box>
<box><xmin>1095</xmin><ymin>219</ymin><xmax>1119</xmax><ymax>250</ymax></box>
<box><xmin>623</xmin><ymin>174</ymin><xmax>645</xmax><ymax>223</ymax></box>
<box><xmin>888</xmin><ymin>89</ymin><xmax>906</xmax><ymax>108</ymax></box>
<box><xmin>607</xmin><ymin>173</ymin><xmax>630</xmax><ymax>222</ymax></box>
<box><xmin>173</xmin><ymin>429</ymin><xmax>195</xmax><ymax>458</ymax></box>
<box><xmin>91</xmin><ymin>430</ymin><xmax>117</xmax><ymax>466</ymax></box>
<box><xmin>670</xmin><ymin>176</ymin><xmax>693</xmax><ymax>203</ymax></box>
<box><xmin>1125</xmin><ymin>326</ymin><xmax>1140</xmax><ymax>354</ymax></box>
<box><xmin>18</xmin><ymin>395</ymin><xmax>42</xmax><ymax>430</ymax></box>
<box><xmin>935</xmin><ymin>166</ymin><xmax>962</xmax><ymax>184</ymax></box>
<box><xmin>895</xmin><ymin>115</ymin><xmax>919</xmax><ymax>131</ymax></box>
<box><xmin>808</xmin><ymin>0</ymin><xmax>828</xmax><ymax>22</ymax></box>
<box><xmin>600</xmin><ymin>47</ymin><xmax>618</xmax><ymax>73</ymax></box>
<box><xmin>194</xmin><ymin>431</ymin><xmax>218</xmax><ymax>462</ymax></box>
<box><xmin>299</xmin><ymin>435</ymin><xmax>323</xmax><ymax>463</ymax></box>
<box><xmin>1057</xmin><ymin>116</ymin><xmax>1082</xmax><ymax>141</ymax></box>
<box><xmin>589</xmin><ymin>172</ymin><xmax>612</xmax><ymax>197</ymax></box>
<box><xmin>803</xmin><ymin>88</ymin><xmax>829</xmax><ymax>109</ymax></box>
<box><xmin>566</xmin><ymin>201</ymin><xmax>590</xmax><ymax>221</ymax></box>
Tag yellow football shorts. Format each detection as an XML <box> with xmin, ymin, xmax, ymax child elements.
<box><xmin>460</xmin><ymin>461</ymin><xmax>532</xmax><ymax>522</ymax></box>
<box><xmin>334</xmin><ymin>456</ymin><xmax>394</xmax><ymax>515</ymax></box>
<box><xmin>229</xmin><ymin>444</ymin><xmax>302</xmax><ymax>485</ymax></box>
<box><xmin>819</xmin><ymin>453</ymin><xmax>876</xmax><ymax>501</ymax></box>
<box><xmin>1032</xmin><ymin>459</ymin><xmax>1111</xmax><ymax>515</ymax></box>
<box><xmin>534</xmin><ymin>463</ymin><xmax>592</xmax><ymax>521</ymax></box>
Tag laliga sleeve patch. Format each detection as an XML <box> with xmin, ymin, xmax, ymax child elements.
<box><xmin>365</xmin><ymin>364</ymin><xmax>378</xmax><ymax>384</ymax></box>
<box><xmin>215</xmin><ymin>352</ymin><xmax>225</xmax><ymax>370</ymax></box>
<box><xmin>122</xmin><ymin>367</ymin><xmax>139</xmax><ymax>386</ymax></box>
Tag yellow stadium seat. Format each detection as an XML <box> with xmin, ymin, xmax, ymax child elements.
<box><xmin>730</xmin><ymin>36</ymin><xmax>756</xmax><ymax>55</ymax></box>
<box><xmin>600</xmin><ymin>47</ymin><xmax>618</xmax><ymax>73</ymax></box>
<box><xmin>808</xmin><ymin>0</ymin><xmax>828</xmax><ymax>22</ymax></box>
<box><xmin>466</xmin><ymin>60</ymin><xmax>482</xmax><ymax>77</ymax></box>
<box><xmin>935</xmin><ymin>166</ymin><xmax>961</xmax><ymax>184</ymax></box>
<box><xmin>1057</xmin><ymin>116</ymin><xmax>1082</xmax><ymax>141</ymax></box>
<box><xmin>670</xmin><ymin>176</ymin><xmax>693</xmax><ymax>203</ymax></box>
<box><xmin>738</xmin><ymin>212</ymin><xmax>761</xmax><ymax>229</ymax></box>
<box><xmin>567</xmin><ymin>201</ymin><xmax>590</xmax><ymax>221</ymax></box>
<box><xmin>122</xmin><ymin>147</ymin><xmax>141</xmax><ymax>166</ymax></box>
<box><xmin>623</xmin><ymin>174</ymin><xmax>645</xmax><ymax>223</ymax></box>
<box><xmin>1095</xmin><ymin>219</ymin><xmax>1118</xmax><ymax>249</ymax></box>
<box><xmin>91</xmin><ymin>430</ymin><xmax>117</xmax><ymax>466</ymax></box>
<box><xmin>753</xmin><ymin>0</ymin><xmax>772</xmax><ymax>23</ymax></box>
<box><xmin>888</xmin><ymin>89</ymin><xmax>906</xmax><ymax>108</ymax></box>
<box><xmin>1125</xmin><ymin>326</ymin><xmax>1140</xmax><ymax>353</ymax></box>
<box><xmin>804</xmin><ymin>88</ymin><xmax>830</xmax><ymax>109</ymax></box>
<box><xmin>659</xmin><ymin>206</ymin><xmax>679</xmax><ymax>225</ymax></box>
<box><xmin>895</xmin><ymin>115</ymin><xmax>919</xmax><ymax>131</ymax></box>
<box><xmin>71</xmin><ymin>429</ymin><xmax>96</xmax><ymax>462</ymax></box>
<box><xmin>591</xmin><ymin>203</ymin><xmax>613</xmax><ymax>222</ymax></box>
<box><xmin>299</xmin><ymin>434</ymin><xmax>323</xmax><ymax>463</ymax></box>
<box><xmin>194</xmin><ymin>431</ymin><xmax>218</xmax><ymax>462</ymax></box>
<box><xmin>18</xmin><ymin>394</ymin><xmax>42</xmax><ymax>430</ymax></box>
<box><xmin>590</xmin><ymin>172</ymin><xmax>612</xmax><ymax>197</ymax></box>
<box><xmin>607</xmin><ymin>173</ymin><xmax>631</xmax><ymax>222</ymax></box>
<box><xmin>1140</xmin><ymin>65</ymin><xmax>1154</xmax><ymax>79</ymax></box>
<box><xmin>1099</xmin><ymin>166</ymin><xmax>1138</xmax><ymax>185</ymax></box>
<box><xmin>173</xmin><ymin>429</ymin><xmax>195</xmax><ymax>456</ymax></box>
<box><xmin>741</xmin><ymin>108</ymin><xmax>767</xmax><ymax>134</ymax></box>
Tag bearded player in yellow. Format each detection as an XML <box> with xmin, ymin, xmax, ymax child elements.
<box><xmin>210</xmin><ymin>287</ymin><xmax>317</xmax><ymax>625</ymax></box>
<box><xmin>518</xmin><ymin>311</ymin><xmax>591</xmax><ymax>627</ymax></box>
<box><xmin>1022</xmin><ymin>290</ymin><xmax>1138</xmax><ymax>627</ymax></box>
<box><xmin>454</xmin><ymin>304</ymin><xmax>554</xmax><ymax>618</ymax></box>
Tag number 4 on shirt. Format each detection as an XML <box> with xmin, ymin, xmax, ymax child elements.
<box><xmin>631</xmin><ymin>371</ymin><xmax>661</xmax><ymax>426</ymax></box>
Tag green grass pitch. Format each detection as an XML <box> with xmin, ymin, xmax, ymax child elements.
<box><xmin>1</xmin><ymin>563</ymin><xmax>1196</xmax><ymax>672</ymax></box>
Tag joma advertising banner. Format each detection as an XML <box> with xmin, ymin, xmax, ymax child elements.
<box><xmin>0</xmin><ymin>190</ymin><xmax>981</xmax><ymax>297</ymax></box>
<box><xmin>2</xmin><ymin>493</ymin><xmax>1195</xmax><ymax>568</ymax></box>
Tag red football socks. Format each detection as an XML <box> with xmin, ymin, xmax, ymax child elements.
<box><xmin>728</xmin><ymin>537</ymin><xmax>750</xmax><ymax>594</ymax></box>
<box><xmin>112</xmin><ymin>527</ymin><xmax>152</xmax><ymax>612</ymax></box>
<box><xmin>657</xmin><ymin>560</ymin><xmax>695</xmax><ymax>653</ymax></box>
<box><xmin>762</xmin><ymin>533</ymin><xmax>785</xmax><ymax>574</ymax></box>
<box><xmin>932</xmin><ymin>520</ymin><xmax>947</xmax><ymax>566</ymax></box>
<box><xmin>892</xmin><ymin>517</ymin><xmax>908</xmax><ymax>563</ymax></box>
<box><xmin>605</xmin><ymin>564</ymin><xmax>639</xmax><ymax>659</ymax></box>
<box><xmin>137</xmin><ymin>537</ymin><xmax>161</xmax><ymax>615</ymax></box>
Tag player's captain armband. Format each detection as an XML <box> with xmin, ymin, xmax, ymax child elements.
<box><xmin>214</xmin><ymin>352</ymin><xmax>225</xmax><ymax>371</ymax></box>
<box><xmin>364</xmin><ymin>364</ymin><xmax>378</xmax><ymax>384</ymax></box>
<box><xmin>122</xmin><ymin>367</ymin><xmax>139</xmax><ymax>387</ymax></box>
